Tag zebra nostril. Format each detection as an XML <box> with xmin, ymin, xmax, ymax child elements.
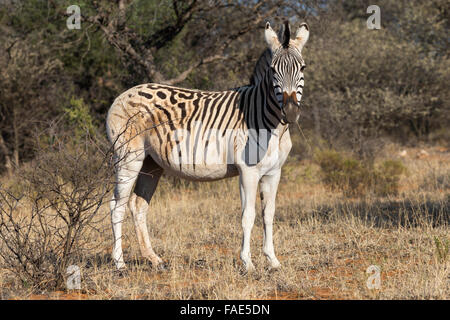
<box><xmin>289</xmin><ymin>92</ymin><xmax>298</xmax><ymax>104</ymax></box>
<box><xmin>282</xmin><ymin>91</ymin><xmax>298</xmax><ymax>105</ymax></box>
<box><xmin>282</xmin><ymin>92</ymin><xmax>289</xmax><ymax>105</ymax></box>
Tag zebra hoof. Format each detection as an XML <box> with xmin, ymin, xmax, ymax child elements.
<box><xmin>113</xmin><ymin>258</ymin><xmax>127</xmax><ymax>270</ymax></box>
<box><xmin>156</xmin><ymin>261</ymin><xmax>169</xmax><ymax>271</ymax></box>
<box><xmin>269</xmin><ymin>260</ymin><xmax>281</xmax><ymax>270</ymax></box>
<box><xmin>147</xmin><ymin>256</ymin><xmax>168</xmax><ymax>271</ymax></box>
<box><xmin>241</xmin><ymin>261</ymin><xmax>256</xmax><ymax>275</ymax></box>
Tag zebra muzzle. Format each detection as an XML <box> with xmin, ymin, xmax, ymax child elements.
<box><xmin>282</xmin><ymin>92</ymin><xmax>301</xmax><ymax>124</ymax></box>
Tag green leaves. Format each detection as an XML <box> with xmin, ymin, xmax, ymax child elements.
<box><xmin>64</xmin><ymin>97</ymin><xmax>96</xmax><ymax>140</ymax></box>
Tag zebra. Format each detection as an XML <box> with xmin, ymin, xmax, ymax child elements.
<box><xmin>106</xmin><ymin>21</ymin><xmax>309</xmax><ymax>272</ymax></box>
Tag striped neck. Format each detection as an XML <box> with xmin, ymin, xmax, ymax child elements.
<box><xmin>238</xmin><ymin>66</ymin><xmax>285</xmax><ymax>132</ymax></box>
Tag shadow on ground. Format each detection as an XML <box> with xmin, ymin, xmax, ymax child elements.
<box><xmin>280</xmin><ymin>196</ymin><xmax>449</xmax><ymax>228</ymax></box>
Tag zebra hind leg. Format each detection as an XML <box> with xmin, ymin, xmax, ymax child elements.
<box><xmin>129</xmin><ymin>156</ymin><xmax>164</xmax><ymax>267</ymax></box>
<box><xmin>111</xmin><ymin>151</ymin><xmax>145</xmax><ymax>270</ymax></box>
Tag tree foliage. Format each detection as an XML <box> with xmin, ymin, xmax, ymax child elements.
<box><xmin>0</xmin><ymin>0</ymin><xmax>448</xmax><ymax>173</ymax></box>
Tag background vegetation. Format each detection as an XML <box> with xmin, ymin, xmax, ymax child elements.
<box><xmin>0</xmin><ymin>0</ymin><xmax>448</xmax><ymax>173</ymax></box>
<box><xmin>0</xmin><ymin>0</ymin><xmax>448</xmax><ymax>299</ymax></box>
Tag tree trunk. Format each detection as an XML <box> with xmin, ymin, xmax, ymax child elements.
<box><xmin>12</xmin><ymin>109</ymin><xmax>20</xmax><ymax>168</ymax></box>
<box><xmin>0</xmin><ymin>134</ymin><xmax>13</xmax><ymax>177</ymax></box>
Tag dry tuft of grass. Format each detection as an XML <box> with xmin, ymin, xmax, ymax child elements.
<box><xmin>0</xmin><ymin>144</ymin><xmax>448</xmax><ymax>300</ymax></box>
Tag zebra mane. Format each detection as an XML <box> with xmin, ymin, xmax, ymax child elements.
<box><xmin>249</xmin><ymin>48</ymin><xmax>273</xmax><ymax>86</ymax></box>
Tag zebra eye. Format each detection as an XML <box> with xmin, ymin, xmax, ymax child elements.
<box><xmin>300</xmin><ymin>65</ymin><xmax>306</xmax><ymax>72</ymax></box>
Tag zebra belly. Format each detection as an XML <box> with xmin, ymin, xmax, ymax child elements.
<box><xmin>162</xmin><ymin>163</ymin><xmax>239</xmax><ymax>181</ymax></box>
<box><xmin>143</xmin><ymin>127</ymin><xmax>290</xmax><ymax>181</ymax></box>
<box><xmin>145</xmin><ymin>138</ymin><xmax>239</xmax><ymax>181</ymax></box>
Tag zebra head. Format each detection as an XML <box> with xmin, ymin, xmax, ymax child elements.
<box><xmin>265</xmin><ymin>21</ymin><xmax>309</xmax><ymax>124</ymax></box>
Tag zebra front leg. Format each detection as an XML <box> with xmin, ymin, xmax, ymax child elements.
<box><xmin>259</xmin><ymin>171</ymin><xmax>281</xmax><ymax>269</ymax></box>
<box><xmin>238</xmin><ymin>169</ymin><xmax>259</xmax><ymax>272</ymax></box>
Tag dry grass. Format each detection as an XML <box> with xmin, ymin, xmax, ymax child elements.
<box><xmin>0</xmin><ymin>143</ymin><xmax>448</xmax><ymax>300</ymax></box>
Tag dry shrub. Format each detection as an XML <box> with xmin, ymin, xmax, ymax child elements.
<box><xmin>434</xmin><ymin>237</ymin><xmax>449</xmax><ymax>264</ymax></box>
<box><xmin>0</xmin><ymin>128</ymin><xmax>114</xmax><ymax>291</ymax></box>
<box><xmin>373</xmin><ymin>160</ymin><xmax>408</xmax><ymax>196</ymax></box>
<box><xmin>315</xmin><ymin>149</ymin><xmax>406</xmax><ymax>197</ymax></box>
<box><xmin>420</xmin><ymin>167</ymin><xmax>450</xmax><ymax>192</ymax></box>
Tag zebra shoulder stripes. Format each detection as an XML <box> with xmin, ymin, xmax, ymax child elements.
<box><xmin>106</xmin><ymin>21</ymin><xmax>309</xmax><ymax>272</ymax></box>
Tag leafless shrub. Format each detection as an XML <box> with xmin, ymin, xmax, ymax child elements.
<box><xmin>0</xmin><ymin>127</ymin><xmax>114</xmax><ymax>290</ymax></box>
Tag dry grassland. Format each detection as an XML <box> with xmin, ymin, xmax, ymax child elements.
<box><xmin>0</xmin><ymin>144</ymin><xmax>448</xmax><ymax>300</ymax></box>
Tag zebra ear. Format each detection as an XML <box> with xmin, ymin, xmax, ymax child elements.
<box><xmin>265</xmin><ymin>22</ymin><xmax>281</xmax><ymax>52</ymax></box>
<box><xmin>291</xmin><ymin>23</ymin><xmax>309</xmax><ymax>51</ymax></box>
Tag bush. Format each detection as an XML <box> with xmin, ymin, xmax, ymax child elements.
<box><xmin>305</xmin><ymin>5</ymin><xmax>449</xmax><ymax>147</ymax></box>
<box><xmin>0</xmin><ymin>128</ymin><xmax>114</xmax><ymax>291</ymax></box>
<box><xmin>315</xmin><ymin>149</ymin><xmax>406</xmax><ymax>197</ymax></box>
<box><xmin>64</xmin><ymin>97</ymin><xmax>97</xmax><ymax>141</ymax></box>
<box><xmin>373</xmin><ymin>160</ymin><xmax>407</xmax><ymax>196</ymax></box>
